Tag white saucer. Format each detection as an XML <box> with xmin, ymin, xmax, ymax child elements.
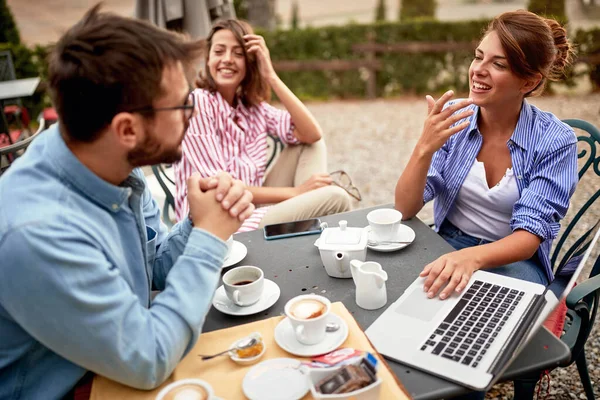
<box><xmin>212</xmin><ymin>279</ymin><xmax>280</xmax><ymax>316</ymax></box>
<box><xmin>274</xmin><ymin>313</ymin><xmax>349</xmax><ymax>357</ymax></box>
<box><xmin>365</xmin><ymin>225</ymin><xmax>416</xmax><ymax>252</ymax></box>
<box><xmin>242</xmin><ymin>358</ymin><xmax>309</xmax><ymax>400</ymax></box>
<box><xmin>223</xmin><ymin>240</ymin><xmax>247</xmax><ymax>267</ymax></box>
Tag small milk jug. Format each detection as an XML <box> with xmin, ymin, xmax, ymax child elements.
<box><xmin>350</xmin><ymin>260</ymin><xmax>388</xmax><ymax>310</ymax></box>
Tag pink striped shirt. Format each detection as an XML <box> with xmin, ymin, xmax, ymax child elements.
<box><xmin>174</xmin><ymin>89</ymin><xmax>298</xmax><ymax>232</ymax></box>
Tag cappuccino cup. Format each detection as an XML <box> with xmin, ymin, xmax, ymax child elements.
<box><xmin>367</xmin><ymin>208</ymin><xmax>403</xmax><ymax>242</ymax></box>
<box><xmin>223</xmin><ymin>266</ymin><xmax>264</xmax><ymax>306</ymax></box>
<box><xmin>155</xmin><ymin>379</ymin><xmax>214</xmax><ymax>400</ymax></box>
<box><xmin>285</xmin><ymin>295</ymin><xmax>331</xmax><ymax>345</ymax></box>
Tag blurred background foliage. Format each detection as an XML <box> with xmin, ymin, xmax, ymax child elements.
<box><xmin>1</xmin><ymin>0</ymin><xmax>599</xmax><ymax>109</ymax></box>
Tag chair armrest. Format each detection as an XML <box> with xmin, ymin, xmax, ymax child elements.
<box><xmin>566</xmin><ymin>274</ymin><xmax>600</xmax><ymax>309</ymax></box>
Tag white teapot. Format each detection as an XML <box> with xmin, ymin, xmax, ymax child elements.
<box><xmin>314</xmin><ymin>220</ymin><xmax>368</xmax><ymax>278</ymax></box>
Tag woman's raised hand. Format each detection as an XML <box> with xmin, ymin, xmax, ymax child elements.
<box><xmin>244</xmin><ymin>34</ymin><xmax>277</xmax><ymax>82</ymax></box>
<box><xmin>417</xmin><ymin>90</ymin><xmax>474</xmax><ymax>156</ymax></box>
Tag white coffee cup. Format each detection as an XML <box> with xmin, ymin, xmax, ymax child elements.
<box><xmin>367</xmin><ymin>208</ymin><xmax>403</xmax><ymax>242</ymax></box>
<box><xmin>155</xmin><ymin>378</ymin><xmax>214</xmax><ymax>400</ymax></box>
<box><xmin>223</xmin><ymin>266</ymin><xmax>264</xmax><ymax>307</ymax></box>
<box><xmin>285</xmin><ymin>294</ymin><xmax>331</xmax><ymax>345</ymax></box>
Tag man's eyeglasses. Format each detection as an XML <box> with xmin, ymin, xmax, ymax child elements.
<box><xmin>330</xmin><ymin>170</ymin><xmax>362</xmax><ymax>201</ymax></box>
<box><xmin>127</xmin><ymin>91</ymin><xmax>195</xmax><ymax>121</ymax></box>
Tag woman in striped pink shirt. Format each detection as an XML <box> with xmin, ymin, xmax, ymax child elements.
<box><xmin>175</xmin><ymin>19</ymin><xmax>351</xmax><ymax>232</ymax></box>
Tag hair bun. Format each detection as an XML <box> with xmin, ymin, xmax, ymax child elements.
<box><xmin>544</xmin><ymin>18</ymin><xmax>574</xmax><ymax>80</ymax></box>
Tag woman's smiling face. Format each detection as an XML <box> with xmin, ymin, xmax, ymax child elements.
<box><xmin>207</xmin><ymin>29</ymin><xmax>247</xmax><ymax>94</ymax></box>
<box><xmin>468</xmin><ymin>31</ymin><xmax>528</xmax><ymax>108</ymax></box>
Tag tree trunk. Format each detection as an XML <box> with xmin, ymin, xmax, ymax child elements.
<box><xmin>246</xmin><ymin>0</ymin><xmax>276</xmax><ymax>31</ymax></box>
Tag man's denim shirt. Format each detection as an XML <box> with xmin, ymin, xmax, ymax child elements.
<box><xmin>0</xmin><ymin>125</ymin><xmax>227</xmax><ymax>399</ymax></box>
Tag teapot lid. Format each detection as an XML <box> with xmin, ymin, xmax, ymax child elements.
<box><xmin>317</xmin><ymin>220</ymin><xmax>368</xmax><ymax>251</ymax></box>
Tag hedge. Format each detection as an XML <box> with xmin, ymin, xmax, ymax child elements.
<box><xmin>2</xmin><ymin>19</ymin><xmax>599</xmax><ymax>109</ymax></box>
<box><xmin>260</xmin><ymin>19</ymin><xmax>488</xmax><ymax>98</ymax></box>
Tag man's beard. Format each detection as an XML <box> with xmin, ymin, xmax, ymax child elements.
<box><xmin>127</xmin><ymin>124</ymin><xmax>185</xmax><ymax>167</ymax></box>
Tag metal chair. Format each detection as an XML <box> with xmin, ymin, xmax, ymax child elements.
<box><xmin>0</xmin><ymin>51</ymin><xmax>28</xmax><ymax>131</ymax></box>
<box><xmin>150</xmin><ymin>135</ymin><xmax>284</xmax><ymax>228</ymax></box>
<box><xmin>151</xmin><ymin>164</ymin><xmax>176</xmax><ymax>229</ymax></box>
<box><xmin>514</xmin><ymin>119</ymin><xmax>600</xmax><ymax>400</ymax></box>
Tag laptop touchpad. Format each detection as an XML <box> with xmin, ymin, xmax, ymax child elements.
<box><xmin>395</xmin><ymin>288</ymin><xmax>445</xmax><ymax>322</ymax></box>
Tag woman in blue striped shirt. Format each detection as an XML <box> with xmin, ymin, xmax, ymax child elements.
<box><xmin>395</xmin><ymin>10</ymin><xmax>578</xmax><ymax>301</ymax></box>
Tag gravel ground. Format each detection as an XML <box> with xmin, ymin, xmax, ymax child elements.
<box><xmin>304</xmin><ymin>94</ymin><xmax>600</xmax><ymax>399</ymax></box>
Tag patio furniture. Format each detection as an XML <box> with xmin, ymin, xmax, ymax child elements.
<box><xmin>0</xmin><ymin>51</ymin><xmax>30</xmax><ymax>133</ymax></box>
<box><xmin>150</xmin><ymin>164</ymin><xmax>176</xmax><ymax>228</ymax></box>
<box><xmin>515</xmin><ymin>119</ymin><xmax>600</xmax><ymax>400</ymax></box>
<box><xmin>200</xmin><ymin>205</ymin><xmax>571</xmax><ymax>399</ymax></box>
<box><xmin>0</xmin><ymin>111</ymin><xmax>51</xmax><ymax>176</ymax></box>
<box><xmin>0</xmin><ymin>77</ymin><xmax>40</xmax><ymax>145</ymax></box>
<box><xmin>149</xmin><ymin>134</ymin><xmax>285</xmax><ymax>227</ymax></box>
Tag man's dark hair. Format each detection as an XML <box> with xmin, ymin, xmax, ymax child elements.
<box><xmin>48</xmin><ymin>4</ymin><xmax>204</xmax><ymax>142</ymax></box>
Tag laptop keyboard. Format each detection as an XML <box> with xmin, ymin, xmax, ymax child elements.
<box><xmin>419</xmin><ymin>280</ymin><xmax>524</xmax><ymax>368</ymax></box>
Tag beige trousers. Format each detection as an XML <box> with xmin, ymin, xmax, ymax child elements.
<box><xmin>259</xmin><ymin>139</ymin><xmax>351</xmax><ymax>227</ymax></box>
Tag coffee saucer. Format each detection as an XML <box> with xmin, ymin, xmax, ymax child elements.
<box><xmin>242</xmin><ymin>358</ymin><xmax>309</xmax><ymax>400</ymax></box>
<box><xmin>212</xmin><ymin>279</ymin><xmax>280</xmax><ymax>316</ymax></box>
<box><xmin>365</xmin><ymin>225</ymin><xmax>416</xmax><ymax>252</ymax></box>
<box><xmin>274</xmin><ymin>313</ymin><xmax>348</xmax><ymax>357</ymax></box>
<box><xmin>223</xmin><ymin>240</ymin><xmax>247</xmax><ymax>268</ymax></box>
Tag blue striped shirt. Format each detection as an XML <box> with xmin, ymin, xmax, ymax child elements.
<box><xmin>424</xmin><ymin>100</ymin><xmax>579</xmax><ymax>280</ymax></box>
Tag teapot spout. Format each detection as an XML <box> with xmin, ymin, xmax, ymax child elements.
<box><xmin>335</xmin><ymin>252</ymin><xmax>347</xmax><ymax>274</ymax></box>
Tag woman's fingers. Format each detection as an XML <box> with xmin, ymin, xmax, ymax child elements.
<box><xmin>426</xmin><ymin>95</ymin><xmax>435</xmax><ymax>115</ymax></box>
<box><xmin>243</xmin><ymin>34</ymin><xmax>264</xmax><ymax>42</ymax></box>
<box><xmin>440</xmin><ymin>98</ymin><xmax>474</xmax><ymax>119</ymax></box>
<box><xmin>431</xmin><ymin>90</ymin><xmax>455</xmax><ymax>114</ymax></box>
<box><xmin>439</xmin><ymin>271</ymin><xmax>464</xmax><ymax>300</ymax></box>
<box><xmin>446</xmin><ymin>109</ymin><xmax>475</xmax><ymax>127</ymax></box>
<box><xmin>422</xmin><ymin>258</ymin><xmax>445</xmax><ymax>293</ymax></box>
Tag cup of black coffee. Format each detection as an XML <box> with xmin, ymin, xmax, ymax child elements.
<box><xmin>223</xmin><ymin>266</ymin><xmax>264</xmax><ymax>306</ymax></box>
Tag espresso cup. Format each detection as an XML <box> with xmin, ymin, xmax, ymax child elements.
<box><xmin>155</xmin><ymin>379</ymin><xmax>214</xmax><ymax>400</ymax></box>
<box><xmin>285</xmin><ymin>294</ymin><xmax>331</xmax><ymax>345</ymax></box>
<box><xmin>223</xmin><ymin>266</ymin><xmax>264</xmax><ymax>307</ymax></box>
<box><xmin>367</xmin><ymin>208</ymin><xmax>403</xmax><ymax>242</ymax></box>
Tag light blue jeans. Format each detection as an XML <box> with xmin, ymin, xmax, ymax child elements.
<box><xmin>438</xmin><ymin>219</ymin><xmax>548</xmax><ymax>286</ymax></box>
<box><xmin>437</xmin><ymin>219</ymin><xmax>547</xmax><ymax>400</ymax></box>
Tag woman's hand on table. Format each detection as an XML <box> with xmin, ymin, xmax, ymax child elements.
<box><xmin>293</xmin><ymin>174</ymin><xmax>333</xmax><ymax>196</ymax></box>
<box><xmin>416</xmin><ymin>91</ymin><xmax>474</xmax><ymax>156</ymax></box>
<box><xmin>244</xmin><ymin>34</ymin><xmax>277</xmax><ymax>83</ymax></box>
<box><xmin>420</xmin><ymin>247</ymin><xmax>484</xmax><ymax>300</ymax></box>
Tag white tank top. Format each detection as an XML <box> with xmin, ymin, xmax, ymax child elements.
<box><xmin>446</xmin><ymin>159</ymin><xmax>520</xmax><ymax>242</ymax></box>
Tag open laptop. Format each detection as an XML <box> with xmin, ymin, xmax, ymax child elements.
<box><xmin>366</xmin><ymin>222</ymin><xmax>600</xmax><ymax>391</ymax></box>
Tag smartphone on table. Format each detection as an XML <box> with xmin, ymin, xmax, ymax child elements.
<box><xmin>263</xmin><ymin>218</ymin><xmax>323</xmax><ymax>240</ymax></box>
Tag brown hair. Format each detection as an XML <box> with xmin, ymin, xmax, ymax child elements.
<box><xmin>196</xmin><ymin>19</ymin><xmax>270</xmax><ymax>107</ymax></box>
<box><xmin>484</xmin><ymin>9</ymin><xmax>574</xmax><ymax>97</ymax></box>
<box><xmin>48</xmin><ymin>4</ymin><xmax>204</xmax><ymax>142</ymax></box>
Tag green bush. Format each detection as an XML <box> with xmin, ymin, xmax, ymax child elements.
<box><xmin>375</xmin><ymin>0</ymin><xmax>387</xmax><ymax>22</ymax></box>
<box><xmin>528</xmin><ymin>0</ymin><xmax>567</xmax><ymax>24</ymax></box>
<box><xmin>261</xmin><ymin>19</ymin><xmax>489</xmax><ymax>98</ymax></box>
<box><xmin>574</xmin><ymin>28</ymin><xmax>600</xmax><ymax>91</ymax></box>
<box><xmin>0</xmin><ymin>43</ymin><xmax>49</xmax><ymax>118</ymax></box>
<box><xmin>0</xmin><ymin>0</ymin><xmax>20</xmax><ymax>44</ymax></box>
<box><xmin>399</xmin><ymin>0</ymin><xmax>436</xmax><ymax>21</ymax></box>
